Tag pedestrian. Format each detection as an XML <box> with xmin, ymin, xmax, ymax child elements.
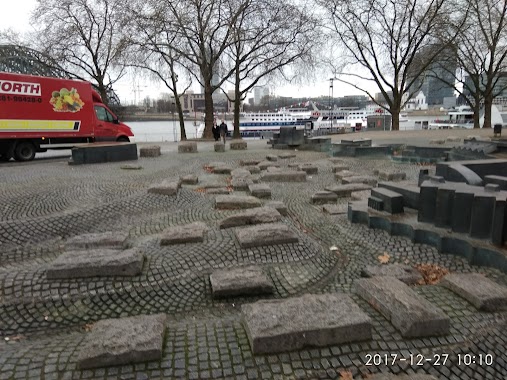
<box><xmin>219</xmin><ymin>120</ymin><xmax>228</xmax><ymax>144</ymax></box>
<box><xmin>212</xmin><ymin>122</ymin><xmax>219</xmax><ymax>141</ymax></box>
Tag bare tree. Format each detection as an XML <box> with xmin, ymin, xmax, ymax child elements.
<box><xmin>220</xmin><ymin>0</ymin><xmax>318</xmax><ymax>138</ymax></box>
<box><xmin>318</xmin><ymin>0</ymin><xmax>462</xmax><ymax>130</ymax></box>
<box><xmin>32</xmin><ymin>0</ymin><xmax>128</xmax><ymax>105</ymax></box>
<box><xmin>125</xmin><ymin>4</ymin><xmax>193</xmax><ymax>140</ymax></box>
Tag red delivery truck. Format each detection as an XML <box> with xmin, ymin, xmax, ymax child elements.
<box><xmin>0</xmin><ymin>72</ymin><xmax>134</xmax><ymax>161</ymax></box>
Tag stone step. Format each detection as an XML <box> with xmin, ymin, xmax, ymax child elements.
<box><xmin>46</xmin><ymin>248</ymin><xmax>144</xmax><ymax>279</ymax></box>
<box><xmin>160</xmin><ymin>222</ymin><xmax>208</xmax><ymax>245</ymax></box>
<box><xmin>219</xmin><ymin>207</ymin><xmax>281</xmax><ymax>229</ymax></box>
<box><xmin>260</xmin><ymin>171</ymin><xmax>307</xmax><ymax>182</ymax></box>
<box><xmin>77</xmin><ymin>314</ymin><xmax>167</xmax><ymax>369</ymax></box>
<box><xmin>215</xmin><ymin>195</ymin><xmax>262</xmax><ymax>210</ymax></box>
<box><xmin>325</xmin><ymin>183</ymin><xmax>373</xmax><ymax>197</ymax></box>
<box><xmin>241</xmin><ymin>293</ymin><xmax>372</xmax><ymax>354</ymax></box>
<box><xmin>240</xmin><ymin>159</ymin><xmax>261</xmax><ymax>166</ymax></box>
<box><xmin>210</xmin><ymin>266</ymin><xmax>274</xmax><ymax>298</ymax></box>
<box><xmin>368</xmin><ymin>196</ymin><xmax>384</xmax><ymax>211</ymax></box>
<box><xmin>441</xmin><ymin>273</ymin><xmax>507</xmax><ymax>311</ymax></box>
<box><xmin>248</xmin><ymin>183</ymin><xmax>272</xmax><ymax>198</ymax></box>
<box><xmin>235</xmin><ymin>223</ymin><xmax>298</xmax><ymax>248</ymax></box>
<box><xmin>65</xmin><ymin>231</ymin><xmax>129</xmax><ymax>250</ymax></box>
<box><xmin>371</xmin><ymin>187</ymin><xmax>404</xmax><ymax>214</ymax></box>
<box><xmin>361</xmin><ymin>264</ymin><xmax>423</xmax><ymax>285</ymax></box>
<box><xmin>354</xmin><ymin>276</ymin><xmax>450</xmax><ymax>338</ymax></box>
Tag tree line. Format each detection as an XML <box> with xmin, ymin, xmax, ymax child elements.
<box><xmin>3</xmin><ymin>0</ymin><xmax>507</xmax><ymax>133</ymax></box>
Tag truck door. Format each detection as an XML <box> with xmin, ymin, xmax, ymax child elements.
<box><xmin>94</xmin><ymin>105</ymin><xmax>117</xmax><ymax>141</ymax></box>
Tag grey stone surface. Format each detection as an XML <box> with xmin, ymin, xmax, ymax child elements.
<box><xmin>245</xmin><ymin>165</ymin><xmax>261</xmax><ymax>174</ymax></box>
<box><xmin>210</xmin><ymin>266</ymin><xmax>274</xmax><ymax>298</ymax></box>
<box><xmin>139</xmin><ymin>145</ymin><xmax>161</xmax><ymax>158</ymax></box>
<box><xmin>434</xmin><ymin>185</ymin><xmax>455</xmax><ymax>227</ymax></box>
<box><xmin>371</xmin><ymin>188</ymin><xmax>404</xmax><ymax>214</ymax></box>
<box><xmin>331</xmin><ymin>165</ymin><xmax>350</xmax><ymax>173</ymax></box>
<box><xmin>361</xmin><ymin>264</ymin><xmax>423</xmax><ymax>285</ymax></box>
<box><xmin>485</xmin><ymin>183</ymin><xmax>500</xmax><ymax>192</ymax></box>
<box><xmin>265</xmin><ymin>201</ymin><xmax>288</xmax><ymax>216</ymax></box>
<box><xmin>147</xmin><ymin>180</ymin><xmax>180</xmax><ymax>196</ymax></box>
<box><xmin>206</xmin><ymin>161</ymin><xmax>226</xmax><ymax>170</ymax></box>
<box><xmin>368</xmin><ymin>196</ymin><xmax>384</xmax><ymax>211</ymax></box>
<box><xmin>212</xmin><ymin>165</ymin><xmax>233</xmax><ymax>174</ymax></box>
<box><xmin>298</xmin><ymin>163</ymin><xmax>318</xmax><ymax>174</ymax></box>
<box><xmin>342</xmin><ymin>175</ymin><xmax>378</xmax><ymax>186</ymax></box>
<box><xmin>470</xmin><ymin>194</ymin><xmax>495</xmax><ymax>239</ymax></box>
<box><xmin>241</xmin><ymin>293</ymin><xmax>372</xmax><ymax>354</ymax></box>
<box><xmin>65</xmin><ymin>231</ymin><xmax>129</xmax><ymax>250</ymax></box>
<box><xmin>231</xmin><ymin>168</ymin><xmax>251</xmax><ymax>178</ymax></box>
<box><xmin>235</xmin><ymin>223</ymin><xmax>298</xmax><ymax>248</ymax></box>
<box><xmin>334</xmin><ymin>170</ymin><xmax>356</xmax><ymax>181</ymax></box>
<box><xmin>207</xmin><ymin>187</ymin><xmax>230</xmax><ymax>194</ymax></box>
<box><xmin>378</xmin><ymin>171</ymin><xmax>407</xmax><ymax>181</ymax></box>
<box><xmin>248</xmin><ymin>183</ymin><xmax>271</xmax><ymax>198</ymax></box>
<box><xmin>219</xmin><ymin>207</ymin><xmax>281</xmax><ymax>229</ymax></box>
<box><xmin>258</xmin><ymin>161</ymin><xmax>280</xmax><ymax>170</ymax></box>
<box><xmin>240</xmin><ymin>159</ymin><xmax>261</xmax><ymax>166</ymax></box>
<box><xmin>215</xmin><ymin>195</ymin><xmax>262</xmax><ymax>210</ymax></box>
<box><xmin>214</xmin><ymin>142</ymin><xmax>225</xmax><ymax>152</ymax></box>
<box><xmin>230</xmin><ymin>139</ymin><xmax>248</xmax><ymax>150</ymax></box>
<box><xmin>325</xmin><ymin>183</ymin><xmax>373</xmax><ymax>197</ymax></box>
<box><xmin>354</xmin><ymin>276</ymin><xmax>450</xmax><ymax>338</ymax></box>
<box><xmin>178</xmin><ymin>141</ymin><xmax>197</xmax><ymax>153</ymax></box>
<box><xmin>278</xmin><ymin>152</ymin><xmax>296</xmax><ymax>159</ymax></box>
<box><xmin>442</xmin><ymin>273</ymin><xmax>507</xmax><ymax>311</ymax></box>
<box><xmin>231</xmin><ymin>177</ymin><xmax>253</xmax><ymax>191</ymax></box>
<box><xmin>322</xmin><ymin>204</ymin><xmax>348</xmax><ymax>214</ymax></box>
<box><xmin>180</xmin><ymin>174</ymin><xmax>198</xmax><ymax>185</ymax></box>
<box><xmin>418</xmin><ymin>181</ymin><xmax>439</xmax><ymax>223</ymax></box>
<box><xmin>452</xmin><ymin>190</ymin><xmax>474</xmax><ymax>233</ymax></box>
<box><xmin>266</xmin><ymin>166</ymin><xmax>281</xmax><ymax>172</ymax></box>
<box><xmin>47</xmin><ymin>248</ymin><xmax>144</xmax><ymax>279</ymax></box>
<box><xmin>266</xmin><ymin>154</ymin><xmax>278</xmax><ymax>162</ymax></box>
<box><xmin>311</xmin><ymin>191</ymin><xmax>338</xmax><ymax>205</ymax></box>
<box><xmin>260</xmin><ymin>171</ymin><xmax>306</xmax><ymax>182</ymax></box>
<box><xmin>120</xmin><ymin>164</ymin><xmax>143</xmax><ymax>170</ymax></box>
<box><xmin>77</xmin><ymin>314</ymin><xmax>166</xmax><ymax>369</ymax></box>
<box><xmin>369</xmin><ymin>375</ymin><xmax>438</xmax><ymax>380</ymax></box>
<box><xmin>160</xmin><ymin>222</ymin><xmax>208</xmax><ymax>245</ymax></box>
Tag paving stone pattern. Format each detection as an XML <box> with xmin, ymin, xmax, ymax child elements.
<box><xmin>1</xmin><ymin>143</ymin><xmax>507</xmax><ymax>379</ymax></box>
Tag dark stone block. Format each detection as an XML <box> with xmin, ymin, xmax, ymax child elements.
<box><xmin>469</xmin><ymin>195</ymin><xmax>495</xmax><ymax>239</ymax></box>
<box><xmin>368</xmin><ymin>196</ymin><xmax>384</xmax><ymax>211</ymax></box>
<box><xmin>440</xmin><ymin>237</ymin><xmax>474</xmax><ymax>261</ymax></box>
<box><xmin>418</xmin><ymin>182</ymin><xmax>439</xmax><ymax>223</ymax></box>
<box><xmin>371</xmin><ymin>188</ymin><xmax>404</xmax><ymax>214</ymax></box>
<box><xmin>361</xmin><ymin>264</ymin><xmax>423</xmax><ymax>285</ymax></box>
<box><xmin>413</xmin><ymin>229</ymin><xmax>441</xmax><ymax>250</ymax></box>
<box><xmin>378</xmin><ymin>182</ymin><xmax>420</xmax><ymax>210</ymax></box>
<box><xmin>69</xmin><ymin>143</ymin><xmax>138</xmax><ymax>165</ymax></box>
<box><xmin>391</xmin><ymin>223</ymin><xmax>414</xmax><ymax>240</ymax></box>
<box><xmin>418</xmin><ymin>169</ymin><xmax>430</xmax><ymax>186</ymax></box>
<box><xmin>368</xmin><ymin>216</ymin><xmax>391</xmax><ymax>233</ymax></box>
<box><xmin>484</xmin><ymin>175</ymin><xmax>507</xmax><ymax>190</ymax></box>
<box><xmin>451</xmin><ymin>190</ymin><xmax>474</xmax><ymax>233</ymax></box>
<box><xmin>434</xmin><ymin>185</ymin><xmax>455</xmax><ymax>227</ymax></box>
<box><xmin>492</xmin><ymin>199</ymin><xmax>506</xmax><ymax>246</ymax></box>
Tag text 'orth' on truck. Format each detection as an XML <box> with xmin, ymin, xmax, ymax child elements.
<box><xmin>0</xmin><ymin>72</ymin><xmax>135</xmax><ymax>162</ymax></box>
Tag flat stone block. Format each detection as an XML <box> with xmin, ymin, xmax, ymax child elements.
<box><xmin>248</xmin><ymin>183</ymin><xmax>271</xmax><ymax>198</ymax></box>
<box><xmin>266</xmin><ymin>154</ymin><xmax>278</xmax><ymax>162</ymax></box>
<box><xmin>160</xmin><ymin>222</ymin><xmax>208</xmax><ymax>245</ymax></box>
<box><xmin>231</xmin><ymin>177</ymin><xmax>253</xmax><ymax>191</ymax></box>
<box><xmin>241</xmin><ymin>293</ymin><xmax>372</xmax><ymax>354</ymax></box>
<box><xmin>265</xmin><ymin>201</ymin><xmax>288</xmax><ymax>216</ymax></box>
<box><xmin>212</xmin><ymin>165</ymin><xmax>233</xmax><ymax>174</ymax></box>
<box><xmin>47</xmin><ymin>248</ymin><xmax>144</xmax><ymax>279</ymax></box>
<box><xmin>245</xmin><ymin>165</ymin><xmax>261</xmax><ymax>174</ymax></box>
<box><xmin>325</xmin><ymin>183</ymin><xmax>373</xmax><ymax>197</ymax></box>
<box><xmin>331</xmin><ymin>165</ymin><xmax>349</xmax><ymax>173</ymax></box>
<box><xmin>180</xmin><ymin>174</ymin><xmax>198</xmax><ymax>185</ymax></box>
<box><xmin>214</xmin><ymin>142</ymin><xmax>225</xmax><ymax>152</ymax></box>
<box><xmin>139</xmin><ymin>145</ymin><xmax>161</xmax><ymax>157</ymax></box>
<box><xmin>65</xmin><ymin>231</ymin><xmax>129</xmax><ymax>250</ymax></box>
<box><xmin>77</xmin><ymin>314</ymin><xmax>166</xmax><ymax>369</ymax></box>
<box><xmin>207</xmin><ymin>187</ymin><xmax>230</xmax><ymax>194</ymax></box>
<box><xmin>70</xmin><ymin>143</ymin><xmax>138</xmax><ymax>165</ymax></box>
<box><xmin>231</xmin><ymin>168</ymin><xmax>251</xmax><ymax>178</ymax></box>
<box><xmin>442</xmin><ymin>273</ymin><xmax>507</xmax><ymax>311</ymax></box>
<box><xmin>258</xmin><ymin>161</ymin><xmax>281</xmax><ymax>170</ymax></box>
<box><xmin>148</xmin><ymin>180</ymin><xmax>180</xmax><ymax>196</ymax></box>
<box><xmin>354</xmin><ymin>276</ymin><xmax>450</xmax><ymax>338</ymax></box>
<box><xmin>378</xmin><ymin>171</ymin><xmax>407</xmax><ymax>181</ymax></box>
<box><xmin>278</xmin><ymin>152</ymin><xmax>296</xmax><ymax>159</ymax></box>
<box><xmin>371</xmin><ymin>188</ymin><xmax>404</xmax><ymax>214</ymax></box>
<box><xmin>342</xmin><ymin>175</ymin><xmax>378</xmax><ymax>186</ymax></box>
<box><xmin>368</xmin><ymin>196</ymin><xmax>384</xmax><ymax>211</ymax></box>
<box><xmin>334</xmin><ymin>170</ymin><xmax>356</xmax><ymax>180</ymax></box>
<box><xmin>311</xmin><ymin>191</ymin><xmax>338</xmax><ymax>205</ymax></box>
<box><xmin>210</xmin><ymin>266</ymin><xmax>274</xmax><ymax>298</ymax></box>
<box><xmin>240</xmin><ymin>159</ymin><xmax>261</xmax><ymax>166</ymax></box>
<box><xmin>260</xmin><ymin>171</ymin><xmax>306</xmax><ymax>182</ymax></box>
<box><xmin>369</xmin><ymin>375</ymin><xmax>438</xmax><ymax>380</ymax></box>
<box><xmin>322</xmin><ymin>204</ymin><xmax>347</xmax><ymax>215</ymax></box>
<box><xmin>287</xmin><ymin>163</ymin><xmax>300</xmax><ymax>168</ymax></box>
<box><xmin>206</xmin><ymin>161</ymin><xmax>226</xmax><ymax>170</ymax></box>
<box><xmin>219</xmin><ymin>207</ymin><xmax>281</xmax><ymax>229</ymax></box>
<box><xmin>430</xmin><ymin>139</ymin><xmax>445</xmax><ymax>145</ymax></box>
<box><xmin>328</xmin><ymin>158</ymin><xmax>345</xmax><ymax>164</ymax></box>
<box><xmin>298</xmin><ymin>163</ymin><xmax>318</xmax><ymax>174</ymax></box>
<box><xmin>178</xmin><ymin>141</ymin><xmax>197</xmax><ymax>153</ymax></box>
<box><xmin>230</xmin><ymin>139</ymin><xmax>248</xmax><ymax>150</ymax></box>
<box><xmin>266</xmin><ymin>166</ymin><xmax>281</xmax><ymax>172</ymax></box>
<box><xmin>470</xmin><ymin>194</ymin><xmax>495</xmax><ymax>239</ymax></box>
<box><xmin>120</xmin><ymin>164</ymin><xmax>143</xmax><ymax>170</ymax></box>
<box><xmin>361</xmin><ymin>264</ymin><xmax>423</xmax><ymax>285</ymax></box>
<box><xmin>235</xmin><ymin>223</ymin><xmax>298</xmax><ymax>248</ymax></box>
<box><xmin>215</xmin><ymin>195</ymin><xmax>262</xmax><ymax>210</ymax></box>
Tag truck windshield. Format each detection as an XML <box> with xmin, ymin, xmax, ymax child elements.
<box><xmin>94</xmin><ymin>106</ymin><xmax>115</xmax><ymax>122</ymax></box>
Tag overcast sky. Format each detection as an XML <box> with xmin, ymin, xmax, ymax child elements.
<box><xmin>2</xmin><ymin>1</ymin><xmax>372</xmax><ymax>104</ymax></box>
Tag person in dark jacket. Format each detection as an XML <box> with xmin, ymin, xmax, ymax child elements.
<box><xmin>212</xmin><ymin>122</ymin><xmax>219</xmax><ymax>141</ymax></box>
<box><xmin>219</xmin><ymin>120</ymin><xmax>228</xmax><ymax>144</ymax></box>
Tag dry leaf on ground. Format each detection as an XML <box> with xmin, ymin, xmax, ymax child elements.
<box><xmin>338</xmin><ymin>370</ymin><xmax>354</xmax><ymax>380</ymax></box>
<box><xmin>415</xmin><ymin>263</ymin><xmax>449</xmax><ymax>285</ymax></box>
<box><xmin>377</xmin><ymin>252</ymin><xmax>390</xmax><ymax>264</ymax></box>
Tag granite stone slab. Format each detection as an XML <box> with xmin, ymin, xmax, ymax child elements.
<box><xmin>47</xmin><ymin>248</ymin><xmax>144</xmax><ymax>279</ymax></box>
<box><xmin>325</xmin><ymin>183</ymin><xmax>373</xmax><ymax>197</ymax></box>
<box><xmin>240</xmin><ymin>159</ymin><xmax>261</xmax><ymax>166</ymax></box>
<box><xmin>260</xmin><ymin>171</ymin><xmax>306</xmax><ymax>182</ymax></box>
<box><xmin>311</xmin><ymin>191</ymin><xmax>338</xmax><ymax>204</ymax></box>
<box><xmin>180</xmin><ymin>174</ymin><xmax>198</xmax><ymax>185</ymax></box>
<box><xmin>160</xmin><ymin>222</ymin><xmax>208</xmax><ymax>245</ymax></box>
<box><xmin>207</xmin><ymin>187</ymin><xmax>231</xmax><ymax>194</ymax></box>
<box><xmin>178</xmin><ymin>141</ymin><xmax>197</xmax><ymax>153</ymax></box>
<box><xmin>215</xmin><ymin>195</ymin><xmax>262</xmax><ymax>209</ymax></box>
<box><xmin>148</xmin><ymin>180</ymin><xmax>180</xmax><ymax>196</ymax></box>
<box><xmin>334</xmin><ymin>170</ymin><xmax>356</xmax><ymax>180</ymax></box>
<box><xmin>331</xmin><ymin>165</ymin><xmax>350</xmax><ymax>173</ymax></box>
<box><xmin>210</xmin><ymin>266</ymin><xmax>274</xmax><ymax>298</ymax></box>
<box><xmin>354</xmin><ymin>276</ymin><xmax>450</xmax><ymax>338</ymax></box>
<box><xmin>298</xmin><ymin>163</ymin><xmax>318</xmax><ymax>174</ymax></box>
<box><xmin>442</xmin><ymin>273</ymin><xmax>507</xmax><ymax>311</ymax></box>
<box><xmin>322</xmin><ymin>204</ymin><xmax>348</xmax><ymax>214</ymax></box>
<box><xmin>213</xmin><ymin>165</ymin><xmax>233</xmax><ymax>174</ymax></box>
<box><xmin>77</xmin><ymin>314</ymin><xmax>167</xmax><ymax>369</ymax></box>
<box><xmin>241</xmin><ymin>293</ymin><xmax>372</xmax><ymax>354</ymax></box>
<box><xmin>258</xmin><ymin>161</ymin><xmax>281</xmax><ymax>170</ymax></box>
<box><xmin>369</xmin><ymin>375</ymin><xmax>438</xmax><ymax>380</ymax></box>
<box><xmin>235</xmin><ymin>223</ymin><xmax>298</xmax><ymax>248</ymax></box>
<box><xmin>361</xmin><ymin>264</ymin><xmax>423</xmax><ymax>285</ymax></box>
<box><xmin>65</xmin><ymin>231</ymin><xmax>129</xmax><ymax>250</ymax></box>
<box><xmin>278</xmin><ymin>152</ymin><xmax>296</xmax><ymax>159</ymax></box>
<box><xmin>231</xmin><ymin>178</ymin><xmax>254</xmax><ymax>191</ymax></box>
<box><xmin>378</xmin><ymin>171</ymin><xmax>407</xmax><ymax>181</ymax></box>
<box><xmin>139</xmin><ymin>145</ymin><xmax>161</xmax><ymax>157</ymax></box>
<box><xmin>265</xmin><ymin>201</ymin><xmax>288</xmax><ymax>216</ymax></box>
<box><xmin>342</xmin><ymin>175</ymin><xmax>378</xmax><ymax>186</ymax></box>
<box><xmin>219</xmin><ymin>207</ymin><xmax>281</xmax><ymax>229</ymax></box>
<box><xmin>248</xmin><ymin>183</ymin><xmax>271</xmax><ymax>198</ymax></box>
<box><xmin>231</xmin><ymin>168</ymin><xmax>252</xmax><ymax>178</ymax></box>
<box><xmin>266</xmin><ymin>154</ymin><xmax>278</xmax><ymax>162</ymax></box>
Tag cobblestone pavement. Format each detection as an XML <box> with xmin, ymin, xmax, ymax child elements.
<box><xmin>1</xmin><ymin>140</ymin><xmax>507</xmax><ymax>380</ymax></box>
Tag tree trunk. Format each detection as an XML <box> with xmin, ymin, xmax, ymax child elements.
<box><xmin>390</xmin><ymin>108</ymin><xmax>400</xmax><ymax>131</ymax></box>
<box><xmin>203</xmin><ymin>81</ymin><xmax>215</xmax><ymax>139</ymax></box>
<box><xmin>483</xmin><ymin>93</ymin><xmax>493</xmax><ymax>129</ymax></box>
<box><xmin>472</xmin><ymin>94</ymin><xmax>481</xmax><ymax>128</ymax></box>
<box><xmin>233</xmin><ymin>69</ymin><xmax>241</xmax><ymax>139</ymax></box>
<box><xmin>97</xmin><ymin>83</ymin><xmax>109</xmax><ymax>107</ymax></box>
<box><xmin>176</xmin><ymin>96</ymin><xmax>186</xmax><ymax>140</ymax></box>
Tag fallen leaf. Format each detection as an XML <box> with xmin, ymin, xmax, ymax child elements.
<box><xmin>194</xmin><ymin>188</ymin><xmax>206</xmax><ymax>193</ymax></box>
<box><xmin>8</xmin><ymin>335</ymin><xmax>24</xmax><ymax>342</ymax></box>
<box><xmin>82</xmin><ymin>323</ymin><xmax>94</xmax><ymax>332</ymax></box>
<box><xmin>338</xmin><ymin>370</ymin><xmax>354</xmax><ymax>380</ymax></box>
<box><xmin>415</xmin><ymin>263</ymin><xmax>449</xmax><ymax>285</ymax></box>
<box><xmin>378</xmin><ymin>252</ymin><xmax>390</xmax><ymax>264</ymax></box>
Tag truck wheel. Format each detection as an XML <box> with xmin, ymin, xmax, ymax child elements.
<box><xmin>117</xmin><ymin>136</ymin><xmax>130</xmax><ymax>142</ymax></box>
<box><xmin>14</xmin><ymin>142</ymin><xmax>36</xmax><ymax>161</ymax></box>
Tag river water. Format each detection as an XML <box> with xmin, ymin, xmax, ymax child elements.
<box><xmin>128</xmin><ymin>120</ymin><xmax>202</xmax><ymax>142</ymax></box>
